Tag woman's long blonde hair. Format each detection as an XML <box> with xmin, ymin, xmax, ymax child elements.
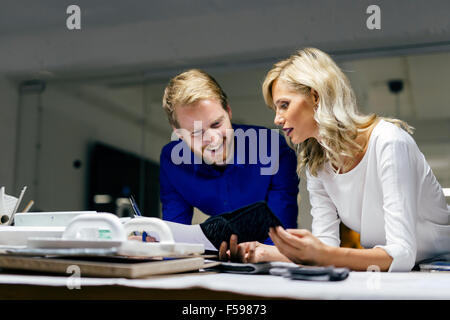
<box><xmin>262</xmin><ymin>48</ymin><xmax>413</xmax><ymax>176</ymax></box>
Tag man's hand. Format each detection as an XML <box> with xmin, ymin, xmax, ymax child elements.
<box><xmin>218</xmin><ymin>234</ymin><xmax>291</xmax><ymax>263</ymax></box>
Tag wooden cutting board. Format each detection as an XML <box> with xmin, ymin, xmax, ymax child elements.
<box><xmin>0</xmin><ymin>255</ymin><xmax>212</xmax><ymax>278</ymax></box>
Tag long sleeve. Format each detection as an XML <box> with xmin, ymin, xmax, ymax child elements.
<box><xmin>306</xmin><ymin>168</ymin><xmax>341</xmax><ymax>247</ymax></box>
<box><xmin>159</xmin><ymin>150</ymin><xmax>193</xmax><ymax>225</ymax></box>
<box><xmin>374</xmin><ymin>138</ymin><xmax>418</xmax><ymax>272</ymax></box>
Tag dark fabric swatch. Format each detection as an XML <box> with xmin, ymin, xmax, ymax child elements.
<box><xmin>200</xmin><ymin>201</ymin><xmax>283</xmax><ymax>250</ymax></box>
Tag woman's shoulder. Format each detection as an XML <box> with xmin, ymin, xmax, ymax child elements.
<box><xmin>371</xmin><ymin>119</ymin><xmax>416</xmax><ymax>148</ymax></box>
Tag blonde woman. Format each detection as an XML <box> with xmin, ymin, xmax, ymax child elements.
<box><xmin>221</xmin><ymin>48</ymin><xmax>450</xmax><ymax>272</ymax></box>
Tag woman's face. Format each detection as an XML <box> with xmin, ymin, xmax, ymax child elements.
<box><xmin>271</xmin><ymin>79</ymin><xmax>319</xmax><ymax>144</ymax></box>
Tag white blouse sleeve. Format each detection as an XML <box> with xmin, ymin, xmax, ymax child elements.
<box><xmin>374</xmin><ymin>137</ymin><xmax>418</xmax><ymax>272</ymax></box>
<box><xmin>306</xmin><ymin>168</ymin><xmax>341</xmax><ymax>247</ymax></box>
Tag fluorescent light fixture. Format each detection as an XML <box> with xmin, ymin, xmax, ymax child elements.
<box><xmin>443</xmin><ymin>188</ymin><xmax>450</xmax><ymax>197</ymax></box>
<box><xmin>93</xmin><ymin>194</ymin><xmax>112</xmax><ymax>204</ymax></box>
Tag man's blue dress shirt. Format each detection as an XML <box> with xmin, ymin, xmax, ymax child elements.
<box><xmin>159</xmin><ymin>123</ymin><xmax>299</xmax><ymax>244</ymax></box>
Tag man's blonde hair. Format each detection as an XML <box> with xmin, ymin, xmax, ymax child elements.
<box><xmin>162</xmin><ymin>69</ymin><xmax>228</xmax><ymax>127</ymax></box>
<box><xmin>262</xmin><ymin>48</ymin><xmax>413</xmax><ymax>176</ymax></box>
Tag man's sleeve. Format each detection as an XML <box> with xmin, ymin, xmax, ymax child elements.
<box><xmin>159</xmin><ymin>147</ymin><xmax>194</xmax><ymax>225</ymax></box>
<box><xmin>265</xmin><ymin>133</ymin><xmax>299</xmax><ymax>244</ymax></box>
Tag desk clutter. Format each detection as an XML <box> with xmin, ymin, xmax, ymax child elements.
<box><xmin>417</xmin><ymin>253</ymin><xmax>450</xmax><ymax>272</ymax></box>
<box><xmin>204</xmin><ymin>260</ymin><xmax>350</xmax><ymax>281</ymax></box>
<box><xmin>0</xmin><ymin>211</ymin><xmax>210</xmax><ymax>278</ymax></box>
<box><xmin>0</xmin><ymin>199</ymin><xmax>351</xmax><ymax>281</ymax></box>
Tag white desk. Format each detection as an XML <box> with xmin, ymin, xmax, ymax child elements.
<box><xmin>0</xmin><ymin>270</ymin><xmax>448</xmax><ymax>300</ymax></box>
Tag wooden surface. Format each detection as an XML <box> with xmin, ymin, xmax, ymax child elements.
<box><xmin>0</xmin><ymin>255</ymin><xmax>211</xmax><ymax>278</ymax></box>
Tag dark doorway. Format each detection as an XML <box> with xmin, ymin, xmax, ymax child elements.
<box><xmin>88</xmin><ymin>142</ymin><xmax>160</xmax><ymax>217</ymax></box>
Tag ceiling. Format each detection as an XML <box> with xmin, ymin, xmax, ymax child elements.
<box><xmin>0</xmin><ymin>0</ymin><xmax>314</xmax><ymax>36</ymax></box>
<box><xmin>1</xmin><ymin>0</ymin><xmax>450</xmax><ymax>79</ymax></box>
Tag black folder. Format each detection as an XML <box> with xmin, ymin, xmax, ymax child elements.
<box><xmin>200</xmin><ymin>201</ymin><xmax>283</xmax><ymax>249</ymax></box>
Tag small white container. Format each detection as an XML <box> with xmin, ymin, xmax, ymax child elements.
<box><xmin>14</xmin><ymin>211</ymin><xmax>97</xmax><ymax>227</ymax></box>
<box><xmin>0</xmin><ymin>226</ymin><xmax>65</xmax><ymax>246</ymax></box>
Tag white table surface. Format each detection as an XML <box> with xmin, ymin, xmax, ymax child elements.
<box><xmin>0</xmin><ymin>270</ymin><xmax>448</xmax><ymax>300</ymax></box>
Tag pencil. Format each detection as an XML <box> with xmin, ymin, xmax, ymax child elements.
<box><xmin>22</xmin><ymin>200</ymin><xmax>34</xmax><ymax>213</ymax></box>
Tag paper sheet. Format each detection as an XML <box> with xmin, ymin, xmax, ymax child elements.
<box><xmin>148</xmin><ymin>221</ymin><xmax>216</xmax><ymax>251</ymax></box>
<box><xmin>0</xmin><ymin>187</ymin><xmax>18</xmax><ymax>218</ymax></box>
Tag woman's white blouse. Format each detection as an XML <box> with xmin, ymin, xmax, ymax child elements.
<box><xmin>306</xmin><ymin>120</ymin><xmax>450</xmax><ymax>272</ymax></box>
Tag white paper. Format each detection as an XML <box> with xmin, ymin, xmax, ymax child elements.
<box><xmin>147</xmin><ymin>221</ymin><xmax>216</xmax><ymax>251</ymax></box>
<box><xmin>0</xmin><ymin>272</ymin><xmax>449</xmax><ymax>300</ymax></box>
<box><xmin>0</xmin><ymin>187</ymin><xmax>18</xmax><ymax>217</ymax></box>
<box><xmin>0</xmin><ymin>187</ymin><xmax>4</xmax><ymax>213</ymax></box>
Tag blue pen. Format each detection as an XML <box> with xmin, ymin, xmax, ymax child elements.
<box><xmin>129</xmin><ymin>195</ymin><xmax>142</xmax><ymax>216</ymax></box>
<box><xmin>129</xmin><ymin>195</ymin><xmax>148</xmax><ymax>242</ymax></box>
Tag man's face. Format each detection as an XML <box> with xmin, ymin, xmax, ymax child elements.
<box><xmin>173</xmin><ymin>99</ymin><xmax>234</xmax><ymax>165</ymax></box>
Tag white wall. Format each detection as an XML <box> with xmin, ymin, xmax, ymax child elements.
<box><xmin>4</xmin><ymin>75</ymin><xmax>313</xmax><ymax>228</ymax></box>
<box><xmin>11</xmin><ymin>81</ymin><xmax>172</xmax><ymax>213</ymax></box>
<box><xmin>0</xmin><ymin>77</ymin><xmax>18</xmax><ymax>194</ymax></box>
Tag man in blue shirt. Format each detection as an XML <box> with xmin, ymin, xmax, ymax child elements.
<box><xmin>160</xmin><ymin>69</ymin><xmax>299</xmax><ymax>246</ymax></box>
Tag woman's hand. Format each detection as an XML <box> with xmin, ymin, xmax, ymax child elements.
<box><xmin>269</xmin><ymin>226</ymin><xmax>327</xmax><ymax>265</ymax></box>
<box><xmin>218</xmin><ymin>234</ymin><xmax>292</xmax><ymax>263</ymax></box>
